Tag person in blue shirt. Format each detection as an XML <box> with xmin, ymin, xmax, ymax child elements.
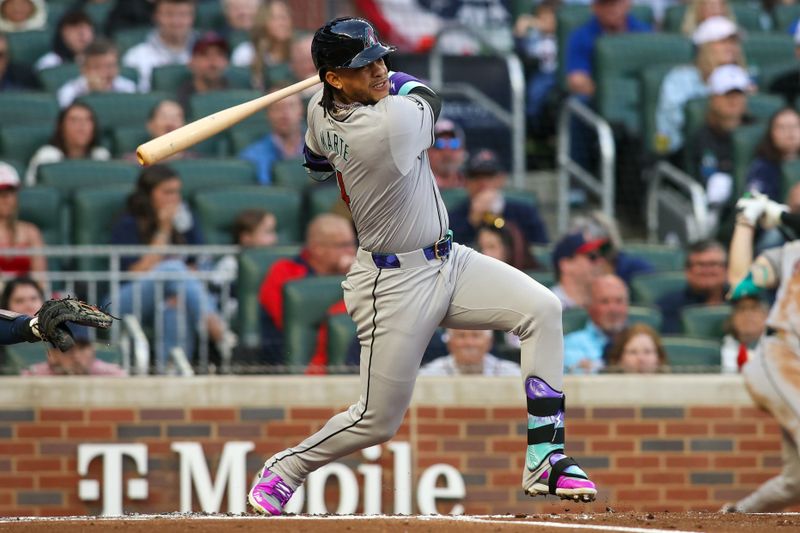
<box><xmin>238</xmin><ymin>90</ymin><xmax>305</xmax><ymax>185</ymax></box>
<box><xmin>563</xmin><ymin>274</ymin><xmax>629</xmax><ymax>374</ymax></box>
<box><xmin>449</xmin><ymin>149</ymin><xmax>549</xmax><ymax>245</ymax></box>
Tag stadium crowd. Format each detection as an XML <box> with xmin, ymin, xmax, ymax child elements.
<box><xmin>0</xmin><ymin>0</ymin><xmax>793</xmax><ymax>376</ymax></box>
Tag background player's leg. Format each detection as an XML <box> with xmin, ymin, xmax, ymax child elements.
<box><xmin>441</xmin><ymin>244</ymin><xmax>595</xmax><ymax>502</ymax></box>
<box><xmin>734</xmin><ymin>429</ymin><xmax>800</xmax><ymax>512</ymax></box>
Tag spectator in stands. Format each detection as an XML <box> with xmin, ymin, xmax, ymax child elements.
<box><xmin>289</xmin><ymin>33</ymin><xmax>318</xmax><ymax>99</ymax></box>
<box><xmin>34</xmin><ymin>10</ymin><xmax>94</xmax><ymax>71</ymax></box>
<box><xmin>685</xmin><ymin>64</ymin><xmax>754</xmax><ymax>232</ymax></box>
<box><xmin>122</xmin><ymin>0</ymin><xmax>196</xmax><ymax>92</ymax></box>
<box><xmin>788</xmin><ymin>181</ymin><xmax>800</xmax><ymax>212</ymax></box>
<box><xmin>238</xmin><ymin>89</ymin><xmax>304</xmax><ymax>185</ymax></box>
<box><xmin>680</xmin><ymin>0</ymin><xmax>736</xmax><ymax>37</ymax></box>
<box><xmin>766</xmin><ymin>24</ymin><xmax>800</xmax><ymax>105</ymax></box>
<box><xmin>419</xmin><ymin>329</ymin><xmax>520</xmax><ymax>376</ymax></box>
<box><xmin>745</xmin><ymin>108</ymin><xmax>800</xmax><ymax>202</ymax></box>
<box><xmin>110</xmin><ymin>164</ymin><xmax>234</xmax><ymax>370</ymax></box>
<box><xmin>258</xmin><ymin>213</ymin><xmax>355</xmax><ymax>366</ymax></box>
<box><xmin>656</xmin><ymin>16</ymin><xmax>746</xmax><ymax>155</ymax></box>
<box><xmin>0</xmin><ymin>32</ymin><xmax>36</xmax><ymax>90</ymax></box>
<box><xmin>429</xmin><ymin>119</ymin><xmax>467</xmax><ymax>190</ymax></box>
<box><xmin>476</xmin><ymin>220</ymin><xmax>540</xmax><ymax>271</ymax></box>
<box><xmin>57</xmin><ymin>38</ymin><xmax>136</xmax><ymax>109</ymax></box>
<box><xmin>720</xmin><ymin>295</ymin><xmax>768</xmax><ymax>374</ymax></box>
<box><xmin>125</xmin><ymin>99</ymin><xmax>195</xmax><ymax>162</ymax></box>
<box><xmin>0</xmin><ymin>0</ymin><xmax>45</xmax><ymax>32</ymax></box>
<box><xmin>176</xmin><ymin>32</ymin><xmax>230</xmax><ymax>112</ymax></box>
<box><xmin>105</xmin><ymin>0</ymin><xmax>154</xmax><ymax>35</ymax></box>
<box><xmin>565</xmin><ymin>0</ymin><xmax>650</xmax><ymax>100</ymax></box>
<box><xmin>550</xmin><ymin>232</ymin><xmax>605</xmax><ymax>309</ymax></box>
<box><xmin>231</xmin><ymin>0</ymin><xmax>293</xmax><ymax>90</ymax></box>
<box><xmin>563</xmin><ymin>274</ymin><xmax>629</xmax><ymax>374</ymax></box>
<box><xmin>569</xmin><ymin>210</ymin><xmax>654</xmax><ymax>286</ymax></box>
<box><xmin>22</xmin><ymin>324</ymin><xmax>127</xmax><ymax>376</ymax></box>
<box><xmin>0</xmin><ymin>276</ymin><xmax>43</xmax><ymax>316</ymax></box>
<box><xmin>0</xmin><ymin>163</ymin><xmax>45</xmax><ymax>278</ymax></box>
<box><xmin>605</xmin><ymin>323</ymin><xmax>668</xmax><ymax>374</ymax></box>
<box><xmin>657</xmin><ymin>239</ymin><xmax>728</xmax><ymax>334</ymax></box>
<box><xmin>449</xmin><ymin>149</ymin><xmax>549</xmax><ymax>245</ymax></box>
<box><xmin>25</xmin><ymin>102</ymin><xmax>110</xmax><ymax>186</ymax></box>
<box><xmin>221</xmin><ymin>0</ymin><xmax>260</xmax><ymax>36</ymax></box>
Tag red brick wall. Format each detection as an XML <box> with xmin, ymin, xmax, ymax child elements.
<box><xmin>0</xmin><ymin>404</ymin><xmax>780</xmax><ymax>516</ymax></box>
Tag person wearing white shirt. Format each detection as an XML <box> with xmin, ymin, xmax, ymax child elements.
<box><xmin>419</xmin><ymin>329</ymin><xmax>521</xmax><ymax>376</ymax></box>
<box><xmin>122</xmin><ymin>0</ymin><xmax>196</xmax><ymax>92</ymax></box>
<box><xmin>57</xmin><ymin>38</ymin><xmax>136</xmax><ymax>108</ymax></box>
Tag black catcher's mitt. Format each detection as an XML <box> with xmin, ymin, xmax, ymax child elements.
<box><xmin>35</xmin><ymin>297</ymin><xmax>116</xmax><ymax>351</ymax></box>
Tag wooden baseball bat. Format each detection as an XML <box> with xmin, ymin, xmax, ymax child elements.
<box><xmin>136</xmin><ymin>75</ymin><xmax>321</xmax><ymax>166</ymax></box>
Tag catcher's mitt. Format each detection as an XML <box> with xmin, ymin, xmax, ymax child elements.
<box><xmin>34</xmin><ymin>297</ymin><xmax>116</xmax><ymax>352</ymax></box>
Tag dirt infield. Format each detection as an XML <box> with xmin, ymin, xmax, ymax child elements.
<box><xmin>2</xmin><ymin>512</ymin><xmax>800</xmax><ymax>532</ymax></box>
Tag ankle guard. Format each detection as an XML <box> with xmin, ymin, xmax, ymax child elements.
<box><xmin>525</xmin><ymin>376</ymin><xmax>565</xmax><ymax>471</ymax></box>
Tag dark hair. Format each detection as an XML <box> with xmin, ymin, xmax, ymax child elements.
<box><xmin>0</xmin><ymin>277</ymin><xmax>44</xmax><ymax>310</ymax></box>
<box><xmin>232</xmin><ymin>208</ymin><xmax>273</xmax><ymax>244</ymax></box>
<box><xmin>477</xmin><ymin>219</ymin><xmax>539</xmax><ymax>271</ymax></box>
<box><xmin>126</xmin><ymin>164</ymin><xmax>184</xmax><ymax>244</ymax></box>
<box><xmin>49</xmin><ymin>102</ymin><xmax>102</xmax><ymax>156</ymax></box>
<box><xmin>52</xmin><ymin>10</ymin><xmax>93</xmax><ymax>62</ymax></box>
<box><xmin>605</xmin><ymin>323</ymin><xmax>669</xmax><ymax>372</ymax></box>
<box><xmin>84</xmin><ymin>37</ymin><xmax>117</xmax><ymax>58</ymax></box>
<box><xmin>684</xmin><ymin>239</ymin><xmax>726</xmax><ymax>267</ymax></box>
<box><xmin>755</xmin><ymin>108</ymin><xmax>800</xmax><ymax>163</ymax></box>
<box><xmin>147</xmin><ymin>98</ymin><xmax>181</xmax><ymax>121</ymax></box>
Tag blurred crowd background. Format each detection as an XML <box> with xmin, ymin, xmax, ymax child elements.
<box><xmin>0</xmin><ymin>0</ymin><xmax>791</xmax><ymax>378</ymax></box>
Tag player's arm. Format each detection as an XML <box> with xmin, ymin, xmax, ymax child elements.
<box><xmin>303</xmin><ymin>126</ymin><xmax>335</xmax><ymax>182</ymax></box>
<box><xmin>728</xmin><ymin>194</ymin><xmax>781</xmax><ymax>299</ymax></box>
<box><xmin>0</xmin><ymin>310</ymin><xmax>41</xmax><ymax>346</ymax></box>
<box><xmin>388</xmin><ymin>71</ymin><xmax>442</xmax><ymax>121</ymax></box>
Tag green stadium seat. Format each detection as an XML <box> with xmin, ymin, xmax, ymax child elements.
<box><xmin>37</xmin><ymin>160</ymin><xmax>138</xmax><ymax>195</ymax></box>
<box><xmin>4</xmin><ymin>342</ymin><xmax>46</xmax><ymax>374</ymax></box>
<box><xmin>641</xmin><ymin>63</ymin><xmax>676</xmax><ymax>154</ymax></box>
<box><xmin>308</xmin><ymin>184</ymin><xmax>343</xmax><ymax>220</ymax></box>
<box><xmin>229</xmin><ymin>123</ymin><xmax>269</xmax><ymax>154</ymax></box>
<box><xmin>18</xmin><ymin>186</ymin><xmax>66</xmax><ymax>246</ymax></box>
<box><xmin>743</xmin><ymin>34</ymin><xmax>795</xmax><ymax>73</ymax></box>
<box><xmin>189</xmin><ymin>90</ymin><xmax>264</xmax><ymax>156</ymax></box>
<box><xmin>272</xmin><ymin>157</ymin><xmax>308</xmax><ymax>190</ymax></box>
<box><xmin>283</xmin><ymin>276</ymin><xmax>346</xmax><ymax>368</ymax></box>
<box><xmin>0</xmin><ymin>124</ymin><xmax>52</xmax><ymax>164</ymax></box>
<box><xmin>524</xmin><ymin>269</ymin><xmax>555</xmax><ymax>288</ymax></box>
<box><xmin>195</xmin><ymin>0</ymin><xmax>224</xmax><ymax>30</ymax></box>
<box><xmin>0</xmin><ymin>92</ymin><xmax>59</xmax><ymax>126</ymax></box>
<box><xmin>627</xmin><ymin>305</ymin><xmax>663</xmax><ymax>331</ymax></box>
<box><xmin>529</xmin><ymin>245</ymin><xmax>552</xmax><ymax>270</ymax></box>
<box><xmin>661</xmin><ymin>335</ymin><xmax>721</xmax><ymax>372</ymax></box>
<box><xmin>782</xmin><ymin>160</ymin><xmax>800</xmax><ymax>199</ymax></box>
<box><xmin>732</xmin><ymin>122</ymin><xmax>768</xmax><ymax>197</ymax></box>
<box><xmin>562</xmin><ymin>307</ymin><xmax>588</xmax><ymax>334</ymax></box>
<box><xmin>440</xmin><ymin>188</ymin><xmax>468</xmax><ymax>213</ymax></box>
<box><xmin>193</xmin><ymin>186</ymin><xmax>302</xmax><ymax>244</ymax></box>
<box><xmin>773</xmin><ymin>4</ymin><xmax>800</xmax><ymax>32</ymax></box>
<box><xmin>85</xmin><ymin>1</ymin><xmax>114</xmax><ymax>31</ymax></box>
<box><xmin>631</xmin><ymin>271</ymin><xmax>686</xmax><ymax>305</ymax></box>
<box><xmin>168</xmin><ymin>158</ymin><xmax>258</xmax><ymax>196</ymax></box>
<box><xmin>680</xmin><ymin>304</ymin><xmax>731</xmax><ymax>338</ymax></box>
<box><xmin>504</xmin><ymin>188</ymin><xmax>538</xmax><ymax>209</ymax></box>
<box><xmin>595</xmin><ymin>33</ymin><xmax>693</xmax><ymax>135</ymax></box>
<box><xmin>236</xmin><ymin>245</ymin><xmax>302</xmax><ymax>346</ymax></box>
<box><xmin>327</xmin><ymin>313</ymin><xmax>357</xmax><ymax>370</ymax></box>
<box><xmin>72</xmin><ymin>185</ymin><xmax>131</xmax><ymax>270</ymax></box>
<box><xmin>624</xmin><ymin>242</ymin><xmax>685</xmax><ymax>271</ymax></box>
<box><xmin>37</xmin><ymin>63</ymin><xmax>80</xmax><ymax>93</ymax></box>
<box><xmin>78</xmin><ymin>92</ymin><xmax>169</xmax><ymax>135</ymax></box>
<box><xmin>115</xmin><ymin>26</ymin><xmax>151</xmax><ymax>56</ymax></box>
<box><xmin>7</xmin><ymin>30</ymin><xmax>50</xmax><ymax>65</ymax></box>
<box><xmin>112</xmin><ymin>126</ymin><xmax>149</xmax><ymax>158</ymax></box>
<box><xmin>225</xmin><ymin>66</ymin><xmax>255</xmax><ymax>89</ymax></box>
<box><xmin>151</xmin><ymin>64</ymin><xmax>191</xmax><ymax>93</ymax></box>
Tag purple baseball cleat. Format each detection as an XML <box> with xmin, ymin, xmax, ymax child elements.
<box><xmin>248</xmin><ymin>468</ymin><xmax>294</xmax><ymax>516</ymax></box>
<box><xmin>524</xmin><ymin>452</ymin><xmax>597</xmax><ymax>502</ymax></box>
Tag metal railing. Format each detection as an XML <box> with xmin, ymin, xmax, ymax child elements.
<box><xmin>1</xmin><ymin>245</ymin><xmax>239</xmax><ymax>375</ymax></box>
<box><xmin>556</xmin><ymin>97</ymin><xmax>616</xmax><ymax>235</ymax></box>
<box><xmin>646</xmin><ymin>161</ymin><xmax>712</xmax><ymax>244</ymax></box>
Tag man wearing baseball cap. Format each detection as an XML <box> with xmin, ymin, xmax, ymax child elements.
<box><xmin>429</xmin><ymin>119</ymin><xmax>467</xmax><ymax>190</ymax></box>
<box><xmin>549</xmin><ymin>232</ymin><xmax>606</xmax><ymax>309</ymax></box>
<box><xmin>176</xmin><ymin>32</ymin><xmax>230</xmax><ymax>111</ymax></box>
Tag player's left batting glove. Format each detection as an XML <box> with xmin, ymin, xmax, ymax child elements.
<box><xmin>388</xmin><ymin>71</ymin><xmax>429</xmax><ymax>96</ymax></box>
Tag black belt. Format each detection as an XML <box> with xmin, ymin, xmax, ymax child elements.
<box><xmin>372</xmin><ymin>230</ymin><xmax>453</xmax><ymax>269</ymax></box>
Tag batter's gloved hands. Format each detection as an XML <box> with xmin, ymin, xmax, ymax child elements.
<box><xmin>735</xmin><ymin>192</ymin><xmax>767</xmax><ymax>227</ymax></box>
<box><xmin>760</xmin><ymin>195</ymin><xmax>788</xmax><ymax>230</ymax></box>
<box><xmin>35</xmin><ymin>297</ymin><xmax>116</xmax><ymax>352</ymax></box>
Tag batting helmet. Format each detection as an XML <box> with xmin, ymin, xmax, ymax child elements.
<box><xmin>311</xmin><ymin>17</ymin><xmax>396</xmax><ymax>80</ymax></box>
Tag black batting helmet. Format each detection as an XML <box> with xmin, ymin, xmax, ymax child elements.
<box><xmin>311</xmin><ymin>17</ymin><xmax>396</xmax><ymax>81</ymax></box>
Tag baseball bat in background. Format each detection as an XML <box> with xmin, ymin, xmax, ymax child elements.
<box><xmin>136</xmin><ymin>75</ymin><xmax>321</xmax><ymax>166</ymax></box>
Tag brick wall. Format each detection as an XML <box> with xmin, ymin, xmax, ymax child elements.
<box><xmin>0</xmin><ymin>401</ymin><xmax>781</xmax><ymax>516</ymax></box>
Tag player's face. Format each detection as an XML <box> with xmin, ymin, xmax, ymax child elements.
<box><xmin>447</xmin><ymin>329</ymin><xmax>492</xmax><ymax>370</ymax></box>
<box><xmin>327</xmin><ymin>58</ymin><xmax>390</xmax><ymax>106</ymax></box>
<box><xmin>618</xmin><ymin>333</ymin><xmax>660</xmax><ymax>373</ymax></box>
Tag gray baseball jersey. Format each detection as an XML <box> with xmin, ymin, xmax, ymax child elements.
<box><xmin>305</xmin><ymin>89</ymin><xmax>448</xmax><ymax>253</ymax></box>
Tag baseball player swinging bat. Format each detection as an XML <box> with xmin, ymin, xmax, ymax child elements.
<box><xmin>135</xmin><ymin>75</ymin><xmax>321</xmax><ymax>166</ymax></box>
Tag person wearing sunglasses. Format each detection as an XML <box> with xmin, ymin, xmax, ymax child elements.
<box><xmin>550</xmin><ymin>232</ymin><xmax>606</xmax><ymax>310</ymax></box>
<box><xmin>428</xmin><ymin>118</ymin><xmax>467</xmax><ymax>190</ymax></box>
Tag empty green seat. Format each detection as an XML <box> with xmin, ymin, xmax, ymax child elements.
<box><xmin>661</xmin><ymin>336</ymin><xmax>721</xmax><ymax>372</ymax></box>
<box><xmin>151</xmin><ymin>64</ymin><xmax>191</xmax><ymax>93</ymax></box>
<box><xmin>193</xmin><ymin>186</ymin><xmax>302</xmax><ymax>244</ymax></box>
<box><xmin>272</xmin><ymin>157</ymin><xmax>308</xmax><ymax>190</ymax></box>
<box><xmin>85</xmin><ymin>1</ymin><xmax>114</xmax><ymax>30</ymax></box>
<box><xmin>236</xmin><ymin>245</ymin><xmax>302</xmax><ymax>346</ymax></box>
<box><xmin>37</xmin><ymin>63</ymin><xmax>80</xmax><ymax>93</ymax></box>
<box><xmin>37</xmin><ymin>160</ymin><xmax>138</xmax><ymax>194</ymax></box>
<box><xmin>504</xmin><ymin>188</ymin><xmax>538</xmax><ymax>209</ymax></box>
<box><xmin>732</xmin><ymin>122</ymin><xmax>768</xmax><ymax>197</ymax></box>
<box><xmin>596</xmin><ymin>33</ymin><xmax>693</xmax><ymax>134</ymax></box>
<box><xmin>7</xmin><ymin>30</ymin><xmax>50</xmax><ymax>65</ymax></box>
<box><xmin>78</xmin><ymin>92</ymin><xmax>168</xmax><ymax>135</ymax></box>
<box><xmin>641</xmin><ymin>63</ymin><xmax>676</xmax><ymax>154</ymax></box>
<box><xmin>116</xmin><ymin>26</ymin><xmax>151</xmax><ymax>56</ymax></box>
<box><xmin>168</xmin><ymin>158</ymin><xmax>258</xmax><ymax>196</ymax></box>
<box><xmin>529</xmin><ymin>245</ymin><xmax>553</xmax><ymax>270</ymax></box>
<box><xmin>624</xmin><ymin>242</ymin><xmax>685</xmax><ymax>271</ymax></box>
<box><xmin>72</xmin><ymin>185</ymin><xmax>131</xmax><ymax>270</ymax></box>
<box><xmin>680</xmin><ymin>304</ymin><xmax>731</xmax><ymax>338</ymax></box>
<box><xmin>743</xmin><ymin>34</ymin><xmax>795</xmax><ymax>73</ymax></box>
<box><xmin>0</xmin><ymin>124</ymin><xmax>52</xmax><ymax>164</ymax></box>
<box><xmin>631</xmin><ymin>271</ymin><xmax>686</xmax><ymax>305</ymax></box>
<box><xmin>195</xmin><ymin>0</ymin><xmax>224</xmax><ymax>30</ymax></box>
<box><xmin>327</xmin><ymin>313</ymin><xmax>357</xmax><ymax>371</ymax></box>
<box><xmin>308</xmin><ymin>184</ymin><xmax>343</xmax><ymax>220</ymax></box>
<box><xmin>189</xmin><ymin>90</ymin><xmax>264</xmax><ymax>156</ymax></box>
<box><xmin>18</xmin><ymin>186</ymin><xmax>65</xmax><ymax>246</ymax></box>
<box><xmin>773</xmin><ymin>4</ymin><xmax>800</xmax><ymax>32</ymax></box>
<box><xmin>562</xmin><ymin>307</ymin><xmax>588</xmax><ymax>334</ymax></box>
<box><xmin>112</xmin><ymin>126</ymin><xmax>149</xmax><ymax>157</ymax></box>
<box><xmin>440</xmin><ymin>187</ymin><xmax>468</xmax><ymax>212</ymax></box>
<box><xmin>283</xmin><ymin>276</ymin><xmax>346</xmax><ymax>369</ymax></box>
<box><xmin>5</xmin><ymin>342</ymin><xmax>46</xmax><ymax>374</ymax></box>
<box><xmin>524</xmin><ymin>270</ymin><xmax>555</xmax><ymax>288</ymax></box>
<box><xmin>627</xmin><ymin>305</ymin><xmax>663</xmax><ymax>331</ymax></box>
<box><xmin>0</xmin><ymin>92</ymin><xmax>58</xmax><ymax>126</ymax></box>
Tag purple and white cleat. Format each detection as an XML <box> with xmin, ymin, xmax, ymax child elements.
<box><xmin>248</xmin><ymin>468</ymin><xmax>294</xmax><ymax>516</ymax></box>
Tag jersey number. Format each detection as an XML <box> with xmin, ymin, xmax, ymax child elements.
<box><xmin>336</xmin><ymin>170</ymin><xmax>351</xmax><ymax>210</ymax></box>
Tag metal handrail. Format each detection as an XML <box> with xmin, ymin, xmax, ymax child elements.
<box><xmin>556</xmin><ymin>97</ymin><xmax>616</xmax><ymax>234</ymax></box>
<box><xmin>120</xmin><ymin>315</ymin><xmax>150</xmax><ymax>376</ymax></box>
<box><xmin>428</xmin><ymin>24</ymin><xmax>527</xmax><ymax>188</ymax></box>
<box><xmin>646</xmin><ymin>161</ymin><xmax>711</xmax><ymax>243</ymax></box>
